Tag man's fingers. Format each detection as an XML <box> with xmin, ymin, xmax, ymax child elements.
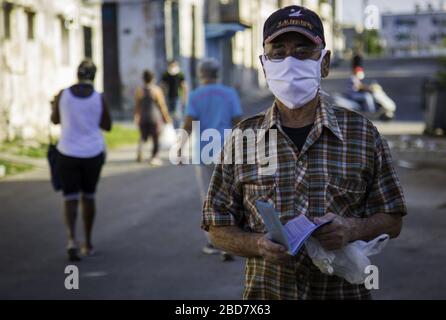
<box><xmin>313</xmin><ymin>223</ymin><xmax>338</xmax><ymax>236</ymax></box>
<box><xmin>314</xmin><ymin>232</ymin><xmax>340</xmax><ymax>242</ymax></box>
<box><xmin>318</xmin><ymin>239</ymin><xmax>342</xmax><ymax>251</ymax></box>
<box><xmin>314</xmin><ymin>213</ymin><xmax>336</xmax><ymax>224</ymax></box>
<box><xmin>258</xmin><ymin>237</ymin><xmax>293</xmax><ymax>264</ymax></box>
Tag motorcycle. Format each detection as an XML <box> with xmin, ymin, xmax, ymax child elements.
<box><xmin>331</xmin><ymin>82</ymin><xmax>396</xmax><ymax>121</ymax></box>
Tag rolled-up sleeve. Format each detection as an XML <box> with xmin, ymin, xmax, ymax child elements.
<box><xmin>365</xmin><ymin>132</ymin><xmax>407</xmax><ymax>217</ymax></box>
<box><xmin>201</xmin><ymin>160</ymin><xmax>244</xmax><ymax>231</ymax></box>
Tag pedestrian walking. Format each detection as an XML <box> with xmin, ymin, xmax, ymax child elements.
<box><xmin>202</xmin><ymin>5</ymin><xmax>407</xmax><ymax>299</ymax></box>
<box><xmin>178</xmin><ymin>58</ymin><xmax>243</xmax><ymax>261</ymax></box>
<box><xmin>135</xmin><ymin>70</ymin><xmax>172</xmax><ymax>166</ymax></box>
<box><xmin>160</xmin><ymin>60</ymin><xmax>188</xmax><ymax>128</ymax></box>
<box><xmin>51</xmin><ymin>59</ymin><xmax>112</xmax><ymax>261</ymax></box>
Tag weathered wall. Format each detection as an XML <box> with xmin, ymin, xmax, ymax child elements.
<box><xmin>0</xmin><ymin>0</ymin><xmax>103</xmax><ymax>142</ymax></box>
<box><xmin>116</xmin><ymin>0</ymin><xmax>205</xmax><ymax>113</ymax></box>
<box><xmin>177</xmin><ymin>0</ymin><xmax>205</xmax><ymax>90</ymax></box>
<box><xmin>117</xmin><ymin>0</ymin><xmax>166</xmax><ymax>112</ymax></box>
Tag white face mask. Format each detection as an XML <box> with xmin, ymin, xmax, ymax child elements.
<box><xmin>261</xmin><ymin>49</ymin><xmax>327</xmax><ymax>109</ymax></box>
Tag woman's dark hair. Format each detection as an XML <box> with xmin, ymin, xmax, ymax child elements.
<box><xmin>77</xmin><ymin>59</ymin><xmax>97</xmax><ymax>81</ymax></box>
<box><xmin>143</xmin><ymin>70</ymin><xmax>154</xmax><ymax>84</ymax></box>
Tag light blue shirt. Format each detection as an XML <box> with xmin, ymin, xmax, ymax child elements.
<box><xmin>186</xmin><ymin>83</ymin><xmax>242</xmax><ymax>164</ymax></box>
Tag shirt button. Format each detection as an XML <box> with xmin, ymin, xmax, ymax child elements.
<box><xmin>297</xmin><ymin>160</ymin><xmax>304</xmax><ymax>166</ymax></box>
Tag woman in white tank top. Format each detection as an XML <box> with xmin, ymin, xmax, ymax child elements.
<box><xmin>51</xmin><ymin>59</ymin><xmax>112</xmax><ymax>261</ymax></box>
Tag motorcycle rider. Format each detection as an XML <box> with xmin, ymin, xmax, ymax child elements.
<box><xmin>346</xmin><ymin>66</ymin><xmax>376</xmax><ymax>113</ymax></box>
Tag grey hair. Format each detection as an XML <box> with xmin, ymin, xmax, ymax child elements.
<box><xmin>198</xmin><ymin>58</ymin><xmax>220</xmax><ymax>80</ymax></box>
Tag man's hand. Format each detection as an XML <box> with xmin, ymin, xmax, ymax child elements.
<box><xmin>312</xmin><ymin>213</ymin><xmax>353</xmax><ymax>251</ymax></box>
<box><xmin>163</xmin><ymin>114</ymin><xmax>173</xmax><ymax>124</ymax></box>
<box><xmin>257</xmin><ymin>234</ymin><xmax>293</xmax><ymax>264</ymax></box>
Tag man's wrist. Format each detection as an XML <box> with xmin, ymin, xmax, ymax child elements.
<box><xmin>251</xmin><ymin>233</ymin><xmax>264</xmax><ymax>257</ymax></box>
<box><xmin>346</xmin><ymin>218</ymin><xmax>361</xmax><ymax>242</ymax></box>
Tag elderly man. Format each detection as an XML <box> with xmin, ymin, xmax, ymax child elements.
<box><xmin>202</xmin><ymin>6</ymin><xmax>406</xmax><ymax>299</ymax></box>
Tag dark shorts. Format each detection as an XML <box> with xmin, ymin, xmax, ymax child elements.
<box><xmin>56</xmin><ymin>152</ymin><xmax>105</xmax><ymax>197</ymax></box>
<box><xmin>139</xmin><ymin>122</ymin><xmax>159</xmax><ymax>142</ymax></box>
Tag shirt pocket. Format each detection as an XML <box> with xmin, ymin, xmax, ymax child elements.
<box><xmin>325</xmin><ymin>176</ymin><xmax>367</xmax><ymax>218</ymax></box>
<box><xmin>242</xmin><ymin>183</ymin><xmax>276</xmax><ymax>232</ymax></box>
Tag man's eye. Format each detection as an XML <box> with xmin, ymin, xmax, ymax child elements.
<box><xmin>271</xmin><ymin>50</ymin><xmax>285</xmax><ymax>58</ymax></box>
<box><xmin>272</xmin><ymin>44</ymin><xmax>284</xmax><ymax>49</ymax></box>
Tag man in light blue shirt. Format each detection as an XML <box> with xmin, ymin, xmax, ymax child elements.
<box><xmin>180</xmin><ymin>58</ymin><xmax>242</xmax><ymax>261</ymax></box>
<box><xmin>186</xmin><ymin>77</ymin><xmax>242</xmax><ymax>163</ymax></box>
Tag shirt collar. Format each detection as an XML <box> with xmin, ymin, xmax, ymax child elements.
<box><xmin>260</xmin><ymin>97</ymin><xmax>344</xmax><ymax>142</ymax></box>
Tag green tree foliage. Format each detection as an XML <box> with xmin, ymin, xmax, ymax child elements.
<box><xmin>364</xmin><ymin>29</ymin><xmax>383</xmax><ymax>56</ymax></box>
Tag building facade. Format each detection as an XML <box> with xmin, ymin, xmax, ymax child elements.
<box><xmin>102</xmin><ymin>0</ymin><xmax>205</xmax><ymax>114</ymax></box>
<box><xmin>0</xmin><ymin>0</ymin><xmax>103</xmax><ymax>141</ymax></box>
<box><xmin>381</xmin><ymin>10</ymin><xmax>446</xmax><ymax>57</ymax></box>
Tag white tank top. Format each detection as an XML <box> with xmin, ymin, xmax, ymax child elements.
<box><xmin>57</xmin><ymin>88</ymin><xmax>105</xmax><ymax>158</ymax></box>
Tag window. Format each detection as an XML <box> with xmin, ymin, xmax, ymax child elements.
<box><xmin>395</xmin><ymin>18</ymin><xmax>417</xmax><ymax>27</ymax></box>
<box><xmin>396</xmin><ymin>33</ymin><xmax>411</xmax><ymax>41</ymax></box>
<box><xmin>26</xmin><ymin>10</ymin><xmax>36</xmax><ymax>40</ymax></box>
<box><xmin>432</xmin><ymin>17</ymin><xmax>446</xmax><ymax>27</ymax></box>
<box><xmin>60</xmin><ymin>16</ymin><xmax>70</xmax><ymax>65</ymax></box>
<box><xmin>3</xmin><ymin>2</ymin><xmax>13</xmax><ymax>39</ymax></box>
<box><xmin>83</xmin><ymin>26</ymin><xmax>93</xmax><ymax>58</ymax></box>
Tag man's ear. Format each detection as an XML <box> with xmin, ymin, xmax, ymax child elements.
<box><xmin>321</xmin><ymin>50</ymin><xmax>331</xmax><ymax>78</ymax></box>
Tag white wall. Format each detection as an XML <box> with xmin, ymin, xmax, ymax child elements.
<box><xmin>0</xmin><ymin>0</ymin><xmax>103</xmax><ymax>141</ymax></box>
<box><xmin>178</xmin><ymin>0</ymin><xmax>205</xmax><ymax>89</ymax></box>
<box><xmin>117</xmin><ymin>1</ymin><xmax>161</xmax><ymax>112</ymax></box>
<box><xmin>116</xmin><ymin>0</ymin><xmax>205</xmax><ymax>110</ymax></box>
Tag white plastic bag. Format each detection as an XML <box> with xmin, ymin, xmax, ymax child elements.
<box><xmin>305</xmin><ymin>234</ymin><xmax>389</xmax><ymax>284</ymax></box>
<box><xmin>159</xmin><ymin>123</ymin><xmax>177</xmax><ymax>150</ymax></box>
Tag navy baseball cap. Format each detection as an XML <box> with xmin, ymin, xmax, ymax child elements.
<box><xmin>263</xmin><ymin>5</ymin><xmax>325</xmax><ymax>47</ymax></box>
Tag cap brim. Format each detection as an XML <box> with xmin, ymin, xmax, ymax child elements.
<box><xmin>264</xmin><ymin>26</ymin><xmax>323</xmax><ymax>46</ymax></box>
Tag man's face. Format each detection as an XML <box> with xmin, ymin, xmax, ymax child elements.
<box><xmin>263</xmin><ymin>32</ymin><xmax>331</xmax><ymax>77</ymax></box>
<box><xmin>168</xmin><ymin>61</ymin><xmax>180</xmax><ymax>75</ymax></box>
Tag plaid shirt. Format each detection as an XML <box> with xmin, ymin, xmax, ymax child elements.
<box><xmin>202</xmin><ymin>99</ymin><xmax>407</xmax><ymax>300</ymax></box>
